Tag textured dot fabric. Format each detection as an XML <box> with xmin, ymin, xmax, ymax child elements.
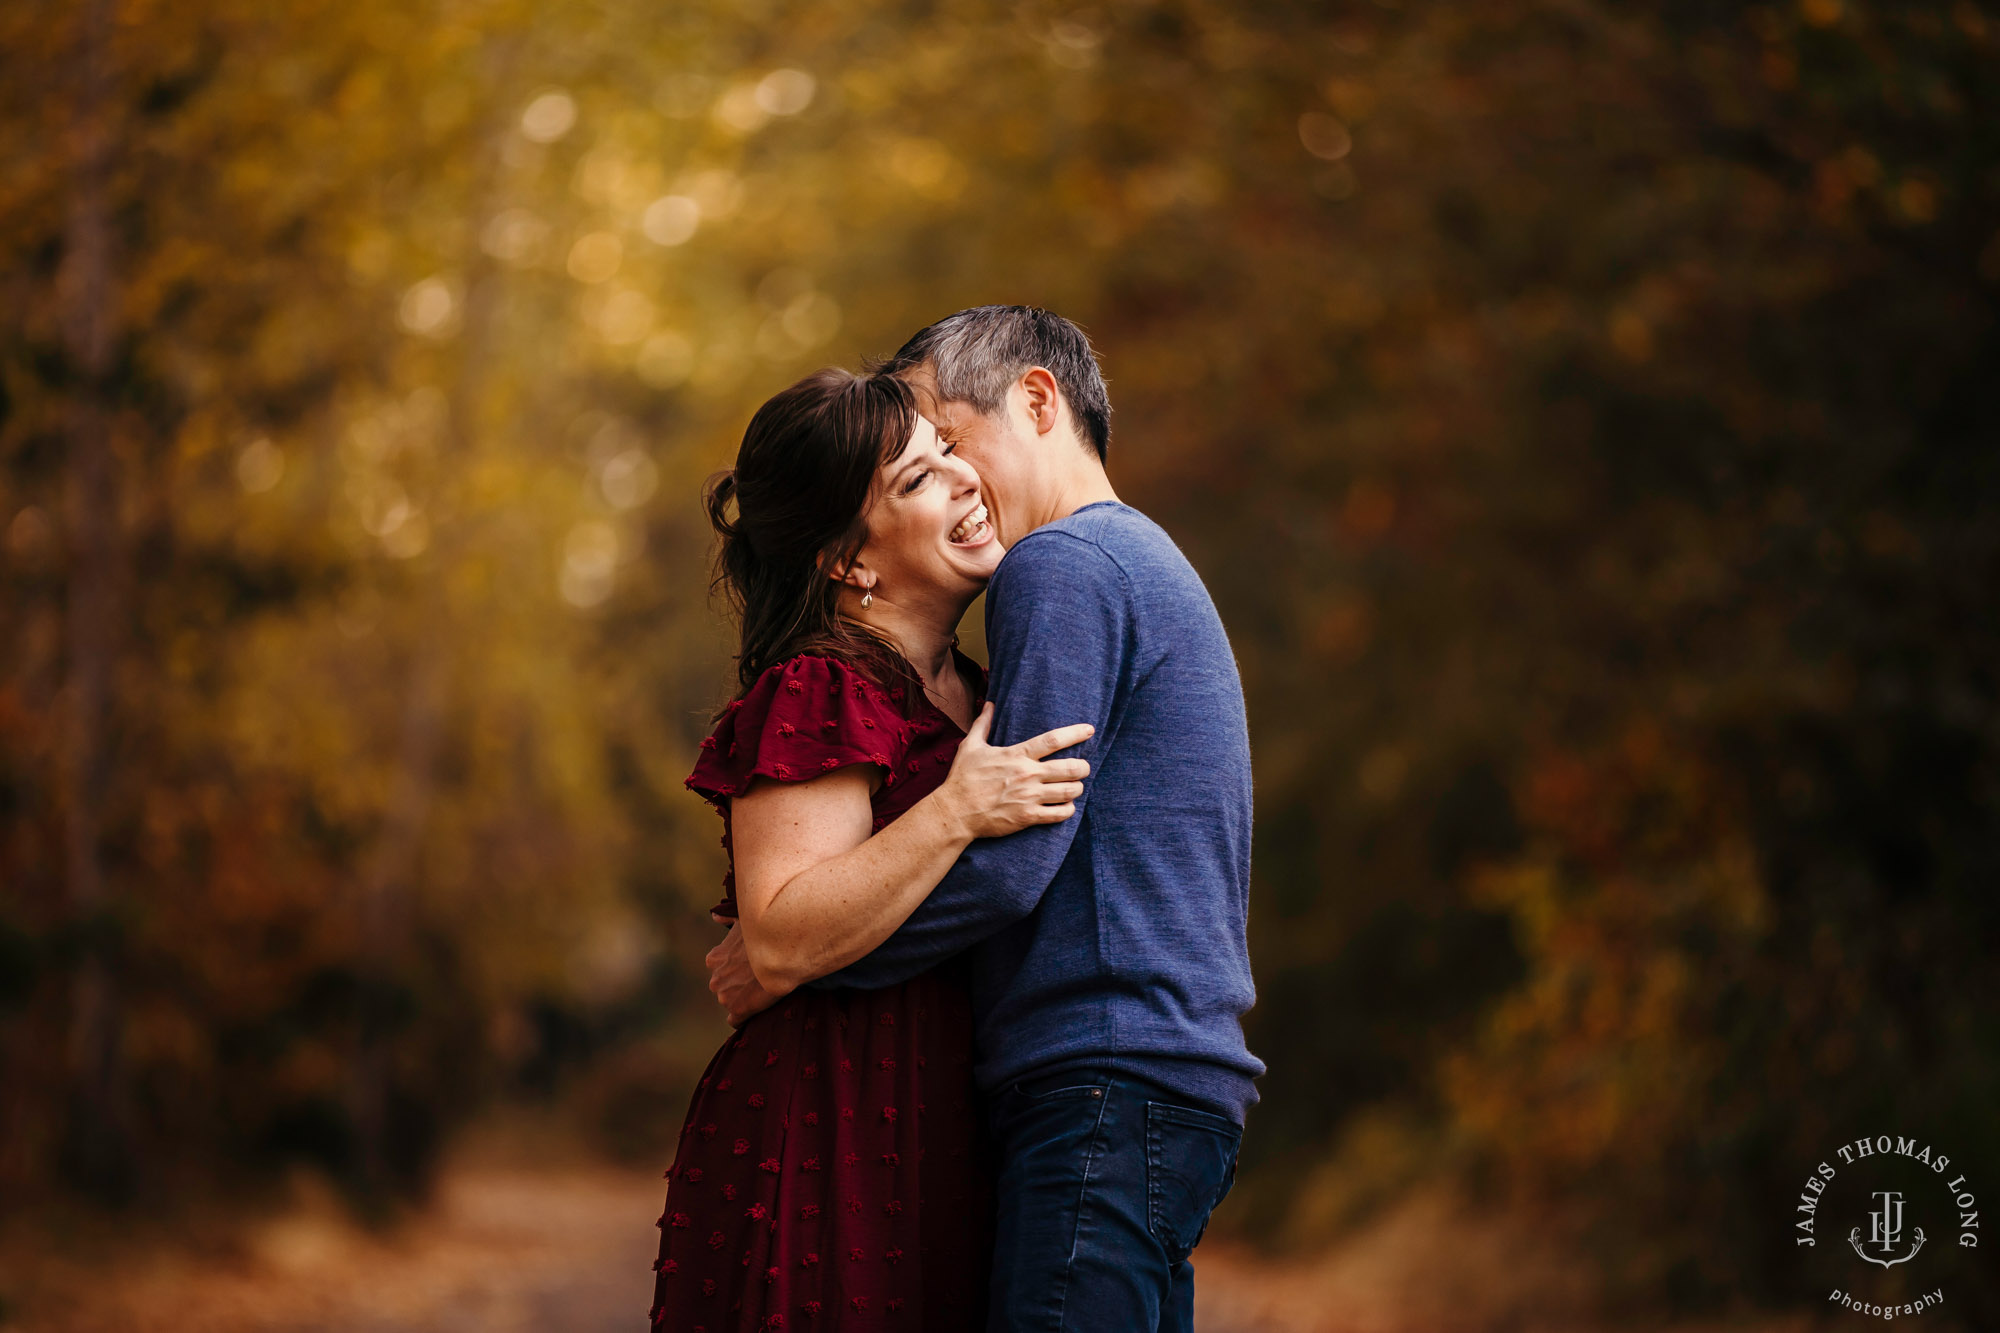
<box><xmin>649</xmin><ymin>652</ymin><xmax>993</xmax><ymax>1332</ymax></box>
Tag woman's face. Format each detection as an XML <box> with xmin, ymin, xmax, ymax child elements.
<box><xmin>850</xmin><ymin>415</ymin><xmax>1000</xmax><ymax>607</ymax></box>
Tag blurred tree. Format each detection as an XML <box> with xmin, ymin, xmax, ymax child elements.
<box><xmin>52</xmin><ymin>0</ymin><xmax>134</xmax><ymax>1200</ymax></box>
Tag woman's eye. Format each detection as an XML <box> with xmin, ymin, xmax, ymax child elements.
<box><xmin>941</xmin><ymin>442</ymin><xmax>958</xmax><ymax>456</ymax></box>
<box><xmin>902</xmin><ymin>469</ymin><xmax>930</xmax><ymax>495</ymax></box>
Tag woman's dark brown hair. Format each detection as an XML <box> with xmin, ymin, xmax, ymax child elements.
<box><xmin>704</xmin><ymin>367</ymin><xmax>923</xmax><ymax>709</ymax></box>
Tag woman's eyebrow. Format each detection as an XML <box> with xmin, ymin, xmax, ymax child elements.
<box><xmin>887</xmin><ymin>433</ymin><xmax>937</xmax><ymax>480</ymax></box>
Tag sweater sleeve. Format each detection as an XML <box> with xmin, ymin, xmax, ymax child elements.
<box><xmin>685</xmin><ymin>654</ymin><xmax>905</xmax><ymax>809</ymax></box>
<box><xmin>813</xmin><ymin>532</ymin><xmax>1129</xmax><ymax>989</ymax></box>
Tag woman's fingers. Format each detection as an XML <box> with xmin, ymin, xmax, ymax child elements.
<box><xmin>1018</xmin><ymin>722</ymin><xmax>1094</xmax><ymax>759</ymax></box>
<box><xmin>946</xmin><ymin>710</ymin><xmax>1094</xmax><ymax>838</ymax></box>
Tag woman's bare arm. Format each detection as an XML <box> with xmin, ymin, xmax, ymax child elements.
<box><xmin>730</xmin><ymin>769</ymin><xmax>962</xmax><ymax>995</ymax></box>
<box><xmin>727</xmin><ymin>704</ymin><xmax>1091</xmax><ymax>1001</ymax></box>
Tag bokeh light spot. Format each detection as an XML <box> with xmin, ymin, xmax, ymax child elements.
<box><xmin>596</xmin><ymin>289</ymin><xmax>655</xmax><ymax>344</ymax></box>
<box><xmin>351</xmin><ymin>476</ymin><xmax>411</xmax><ymax>537</ymax></box>
<box><xmin>1299</xmin><ymin>112</ymin><xmax>1353</xmax><ymax>161</ymax></box>
<box><xmin>6</xmin><ymin>505</ymin><xmax>53</xmax><ymax>559</ymax></box>
<box><xmin>381</xmin><ymin>511</ymin><xmax>430</xmax><ymax>560</ymax></box>
<box><xmin>399</xmin><ymin>277</ymin><xmax>456</xmax><ymax>336</ymax></box>
<box><xmin>520</xmin><ymin>89</ymin><xmax>577</xmax><ymax>143</ymax></box>
<box><xmin>600</xmin><ymin>449</ymin><xmax>660</xmax><ymax>510</ymax></box>
<box><xmin>482</xmin><ymin>208</ymin><xmax>550</xmax><ymax>265</ymax></box>
<box><xmin>236</xmin><ymin>437</ymin><xmax>284</xmax><ymax>494</ymax></box>
<box><xmin>561</xmin><ymin>520</ymin><xmax>619</xmax><ymax>607</ymax></box>
<box><xmin>682</xmin><ymin>170</ymin><xmax>745</xmax><ymax>220</ymax></box>
<box><xmin>1046</xmin><ymin>19</ymin><xmax>1102</xmax><ymax>69</ymax></box>
<box><xmin>754</xmin><ymin>69</ymin><xmax>816</xmax><ymax>116</ymax></box>
<box><xmin>713</xmin><ymin>83</ymin><xmax>770</xmax><ymax>134</ymax></box>
<box><xmin>642</xmin><ymin>195</ymin><xmax>700</xmax><ymax>247</ymax></box>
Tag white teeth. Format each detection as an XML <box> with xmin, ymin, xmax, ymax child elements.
<box><xmin>949</xmin><ymin>503</ymin><xmax>988</xmax><ymax>543</ymax></box>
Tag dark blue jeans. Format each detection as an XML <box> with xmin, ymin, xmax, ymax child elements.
<box><xmin>986</xmin><ymin>1068</ymin><xmax>1243</xmax><ymax>1332</ymax></box>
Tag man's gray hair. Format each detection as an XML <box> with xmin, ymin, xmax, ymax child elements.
<box><xmin>878</xmin><ymin>306</ymin><xmax>1112</xmax><ymax>460</ymax></box>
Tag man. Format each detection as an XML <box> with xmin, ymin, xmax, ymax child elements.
<box><xmin>714</xmin><ymin>306</ymin><xmax>1261</xmax><ymax>1331</ymax></box>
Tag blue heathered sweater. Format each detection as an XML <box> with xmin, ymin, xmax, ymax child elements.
<box><xmin>822</xmin><ymin>501</ymin><xmax>1263</xmax><ymax>1122</ymax></box>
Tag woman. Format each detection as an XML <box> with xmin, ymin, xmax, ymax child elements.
<box><xmin>648</xmin><ymin>368</ymin><xmax>1092</xmax><ymax>1331</ymax></box>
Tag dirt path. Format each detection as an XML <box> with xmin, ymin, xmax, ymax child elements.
<box><xmin>1</xmin><ymin>1163</ymin><xmax>1338</xmax><ymax>1333</ymax></box>
<box><xmin>3</xmin><ymin>1164</ymin><xmax>1794</xmax><ymax>1333</ymax></box>
<box><xmin>8</xmin><ymin>1167</ymin><xmax>658</xmax><ymax>1333</ymax></box>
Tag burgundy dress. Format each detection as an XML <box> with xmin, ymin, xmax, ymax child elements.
<box><xmin>648</xmin><ymin>652</ymin><xmax>993</xmax><ymax>1332</ymax></box>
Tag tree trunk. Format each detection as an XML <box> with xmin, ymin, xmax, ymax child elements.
<box><xmin>346</xmin><ymin>34</ymin><xmax>518</xmax><ymax>1199</ymax></box>
<box><xmin>56</xmin><ymin>0</ymin><xmax>131</xmax><ymax>1199</ymax></box>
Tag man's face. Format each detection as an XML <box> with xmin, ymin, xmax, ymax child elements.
<box><xmin>901</xmin><ymin>366</ymin><xmax>1035</xmax><ymax>549</ymax></box>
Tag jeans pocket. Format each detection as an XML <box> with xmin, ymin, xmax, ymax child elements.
<box><xmin>1144</xmin><ymin>1101</ymin><xmax>1242</xmax><ymax>1266</ymax></box>
<box><xmin>1022</xmin><ymin>1082</ymin><xmax>1111</xmax><ymax>1104</ymax></box>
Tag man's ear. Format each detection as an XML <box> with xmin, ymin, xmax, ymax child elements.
<box><xmin>1019</xmin><ymin>367</ymin><xmax>1062</xmax><ymax>438</ymax></box>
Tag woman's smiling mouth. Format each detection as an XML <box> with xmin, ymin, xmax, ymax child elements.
<box><xmin>947</xmin><ymin>501</ymin><xmax>991</xmax><ymax>546</ymax></box>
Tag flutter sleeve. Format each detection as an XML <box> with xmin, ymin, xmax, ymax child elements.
<box><xmin>685</xmin><ymin>654</ymin><xmax>910</xmax><ymax>809</ymax></box>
